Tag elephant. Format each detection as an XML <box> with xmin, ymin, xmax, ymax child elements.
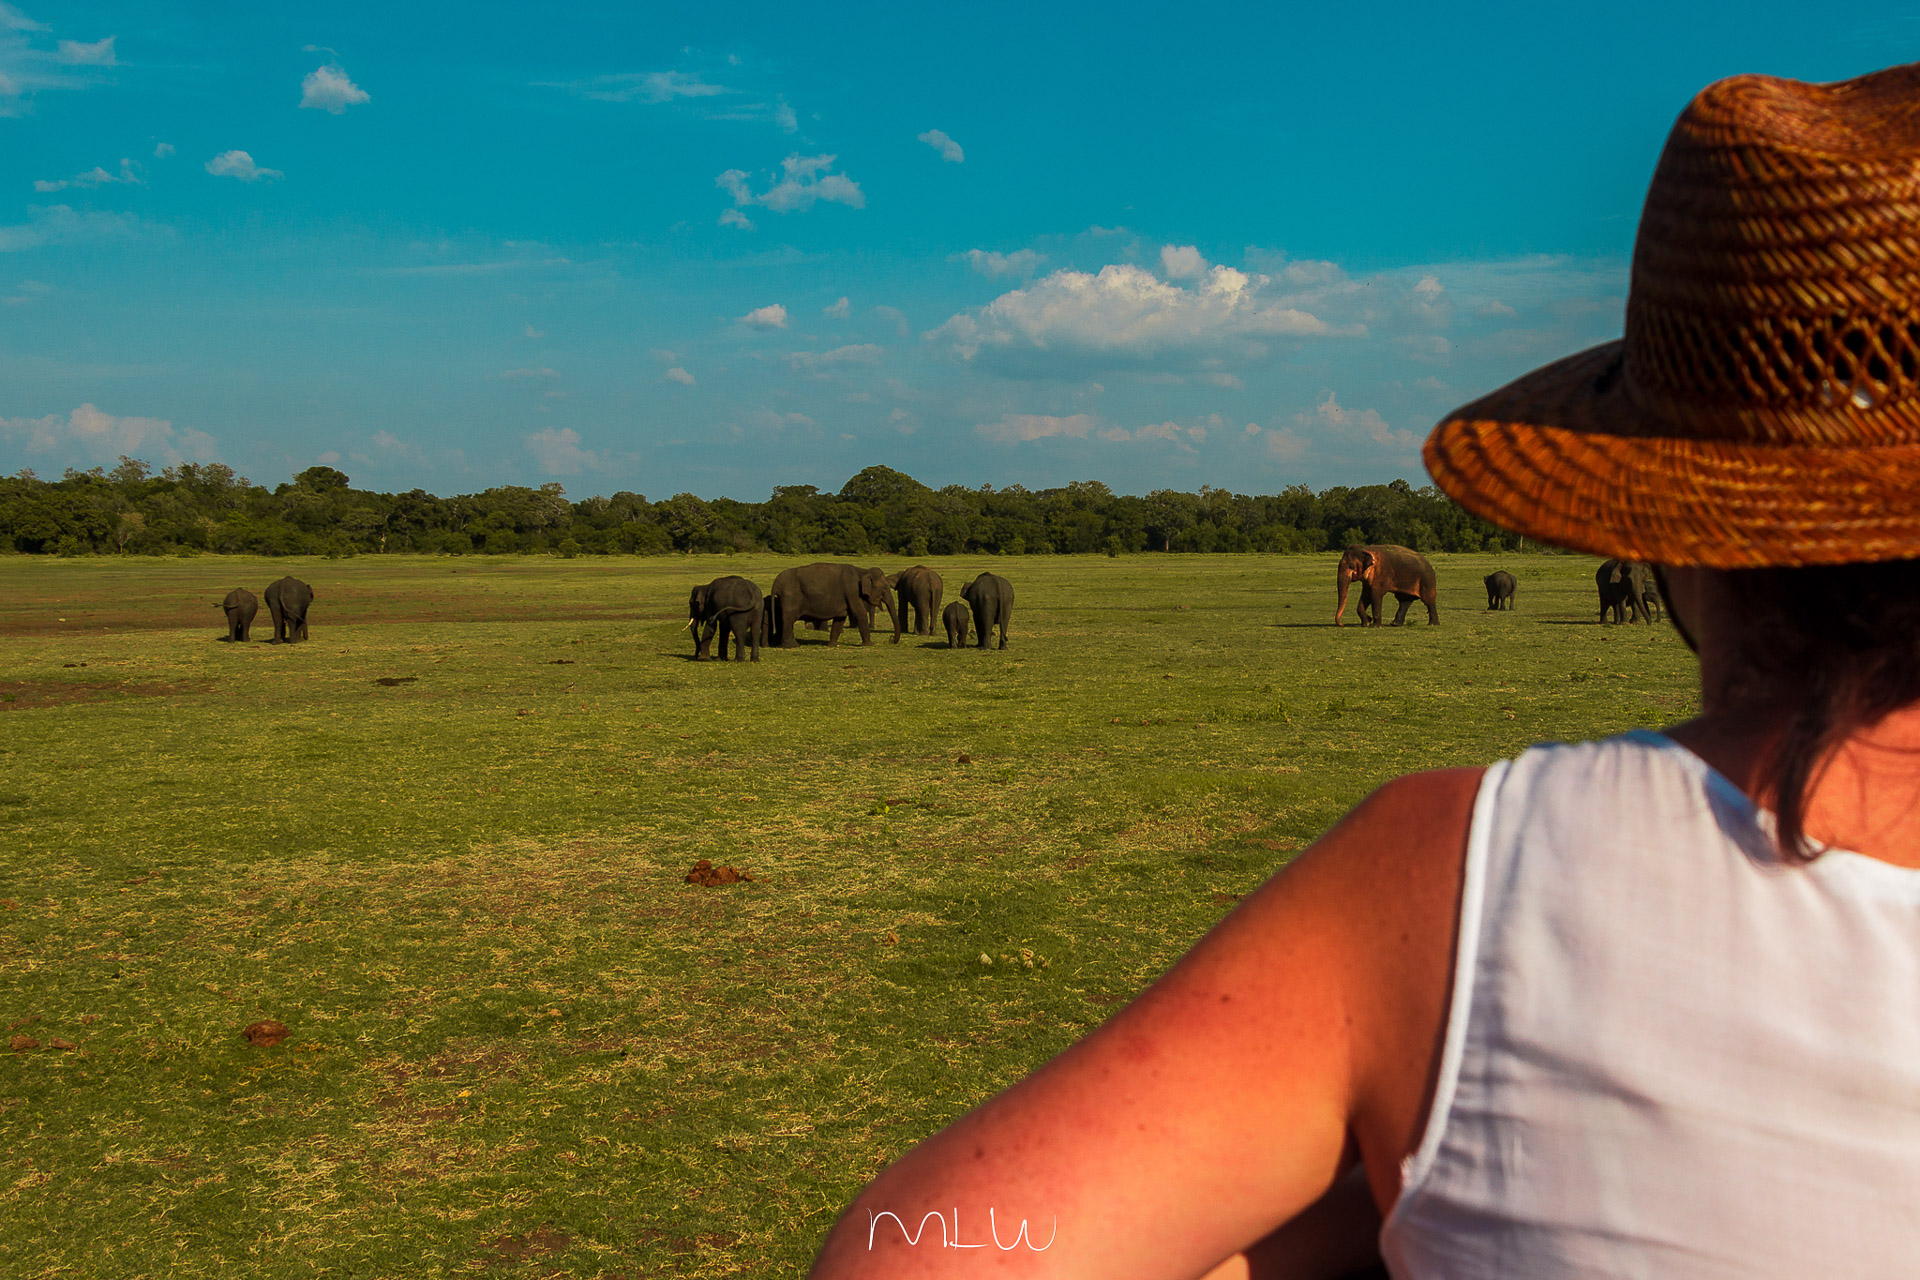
<box><xmin>893</xmin><ymin>565</ymin><xmax>944</xmax><ymax>642</ymax></box>
<box><xmin>1638</xmin><ymin>581</ymin><xmax>1665</xmax><ymax>623</ymax></box>
<box><xmin>1335</xmin><ymin>545</ymin><xmax>1438</xmax><ymax>627</ymax></box>
<box><xmin>769</xmin><ymin>563</ymin><xmax>899</xmax><ymax>647</ymax></box>
<box><xmin>1597</xmin><ymin>559</ymin><xmax>1654</xmax><ymax>624</ymax></box>
<box><xmin>962</xmin><ymin>572</ymin><xmax>1014</xmax><ymax>649</ymax></box>
<box><xmin>942</xmin><ymin>600</ymin><xmax>970</xmax><ymax>649</ymax></box>
<box><xmin>1485</xmin><ymin>571</ymin><xmax>1517</xmax><ymax>611</ymax></box>
<box><xmin>687</xmin><ymin>575</ymin><xmax>763</xmax><ymax>662</ymax></box>
<box><xmin>264</xmin><ymin>576</ymin><xmax>314</xmax><ymax>643</ymax></box>
<box><xmin>218</xmin><ymin>587</ymin><xmax>258</xmax><ymax>642</ymax></box>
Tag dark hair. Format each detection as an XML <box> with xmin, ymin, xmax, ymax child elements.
<box><xmin>1714</xmin><ymin>560</ymin><xmax>1920</xmax><ymax>863</ymax></box>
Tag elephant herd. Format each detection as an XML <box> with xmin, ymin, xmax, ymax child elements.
<box><xmin>1329</xmin><ymin>544</ymin><xmax>1662</xmax><ymax>628</ymax></box>
<box><xmin>688</xmin><ymin>562</ymin><xmax>1014</xmax><ymax>663</ymax></box>
<box><xmin>214</xmin><ymin>576</ymin><xmax>314</xmax><ymax>643</ymax></box>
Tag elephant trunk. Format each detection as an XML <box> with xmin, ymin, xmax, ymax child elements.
<box><xmin>1335</xmin><ymin>571</ymin><xmax>1352</xmax><ymax>627</ymax></box>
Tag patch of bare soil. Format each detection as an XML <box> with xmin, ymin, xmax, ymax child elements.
<box><xmin>0</xmin><ymin>679</ymin><xmax>211</xmax><ymax>710</ymax></box>
<box><xmin>684</xmin><ymin>860</ymin><xmax>753</xmax><ymax>887</ymax></box>
<box><xmin>242</xmin><ymin>1020</ymin><xmax>289</xmax><ymax>1047</ymax></box>
<box><xmin>485</xmin><ymin>1225</ymin><xmax>570</xmax><ymax>1263</ymax></box>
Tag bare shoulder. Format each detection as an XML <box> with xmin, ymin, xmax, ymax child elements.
<box><xmin>1282</xmin><ymin>767</ymin><xmax>1483</xmax><ymax>1206</ymax></box>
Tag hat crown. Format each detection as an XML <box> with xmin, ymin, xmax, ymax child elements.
<box><xmin>1623</xmin><ymin>64</ymin><xmax>1920</xmax><ymax>444</ymax></box>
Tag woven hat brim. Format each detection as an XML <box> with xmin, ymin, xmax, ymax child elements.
<box><xmin>1425</xmin><ymin>341</ymin><xmax>1920</xmax><ymax>569</ymax></box>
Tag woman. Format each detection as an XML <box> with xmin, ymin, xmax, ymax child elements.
<box><xmin>811</xmin><ymin>61</ymin><xmax>1920</xmax><ymax>1278</ymax></box>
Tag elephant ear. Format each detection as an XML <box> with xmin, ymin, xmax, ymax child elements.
<box><xmin>1608</xmin><ymin>562</ymin><xmax>1626</xmax><ymax>585</ymax></box>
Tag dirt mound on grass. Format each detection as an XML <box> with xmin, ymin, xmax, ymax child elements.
<box><xmin>684</xmin><ymin>859</ymin><xmax>753</xmax><ymax>887</ymax></box>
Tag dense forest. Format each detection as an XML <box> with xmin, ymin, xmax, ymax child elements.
<box><xmin>0</xmin><ymin>459</ymin><xmax>1527</xmax><ymax>558</ymax></box>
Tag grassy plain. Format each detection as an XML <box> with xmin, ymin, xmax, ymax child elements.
<box><xmin>0</xmin><ymin>551</ymin><xmax>1696</xmax><ymax>1278</ymax></box>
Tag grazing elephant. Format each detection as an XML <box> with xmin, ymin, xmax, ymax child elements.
<box><xmin>687</xmin><ymin>575</ymin><xmax>763</xmax><ymax>662</ymax></box>
<box><xmin>1335</xmin><ymin>545</ymin><xmax>1438</xmax><ymax>627</ymax></box>
<box><xmin>1484</xmin><ymin>571</ymin><xmax>1517</xmax><ymax>611</ymax></box>
<box><xmin>1597</xmin><ymin>559</ymin><xmax>1654</xmax><ymax>624</ymax></box>
<box><xmin>962</xmin><ymin>572</ymin><xmax>1014</xmax><ymax>650</ymax></box>
<box><xmin>769</xmin><ymin>563</ymin><xmax>899</xmax><ymax>647</ymax></box>
<box><xmin>942</xmin><ymin>600</ymin><xmax>970</xmax><ymax>649</ymax></box>
<box><xmin>894</xmin><ymin>565</ymin><xmax>944</xmax><ymax>642</ymax></box>
<box><xmin>219</xmin><ymin>587</ymin><xmax>258</xmax><ymax>642</ymax></box>
<box><xmin>264</xmin><ymin>576</ymin><xmax>314</xmax><ymax>643</ymax></box>
<box><xmin>1638</xmin><ymin>580</ymin><xmax>1665</xmax><ymax>623</ymax></box>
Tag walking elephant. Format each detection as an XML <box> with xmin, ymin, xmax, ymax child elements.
<box><xmin>942</xmin><ymin>600</ymin><xmax>970</xmax><ymax>649</ymax></box>
<box><xmin>963</xmin><ymin>572</ymin><xmax>1013</xmax><ymax>650</ymax></box>
<box><xmin>687</xmin><ymin>575</ymin><xmax>763</xmax><ymax>662</ymax></box>
<box><xmin>769</xmin><ymin>563</ymin><xmax>898</xmax><ymax>647</ymax></box>
<box><xmin>1485</xmin><ymin>571</ymin><xmax>1517</xmax><ymax>611</ymax></box>
<box><xmin>219</xmin><ymin>587</ymin><xmax>258</xmax><ymax>642</ymax></box>
<box><xmin>894</xmin><ymin>565</ymin><xmax>944</xmax><ymax>641</ymax></box>
<box><xmin>1597</xmin><ymin>559</ymin><xmax>1654</xmax><ymax>624</ymax></box>
<box><xmin>264</xmin><ymin>576</ymin><xmax>314</xmax><ymax>643</ymax></box>
<box><xmin>1335</xmin><ymin>545</ymin><xmax>1438</xmax><ymax>627</ymax></box>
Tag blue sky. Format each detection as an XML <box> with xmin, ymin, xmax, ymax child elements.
<box><xmin>2</xmin><ymin>2</ymin><xmax>1913</xmax><ymax>499</ymax></box>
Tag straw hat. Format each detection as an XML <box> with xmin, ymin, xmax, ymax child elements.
<box><xmin>1424</xmin><ymin>62</ymin><xmax>1920</xmax><ymax>568</ymax></box>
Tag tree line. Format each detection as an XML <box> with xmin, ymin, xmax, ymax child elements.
<box><xmin>0</xmin><ymin>458</ymin><xmax>1527</xmax><ymax>559</ymax></box>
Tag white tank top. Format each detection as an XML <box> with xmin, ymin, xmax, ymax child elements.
<box><xmin>1380</xmin><ymin>731</ymin><xmax>1920</xmax><ymax>1277</ymax></box>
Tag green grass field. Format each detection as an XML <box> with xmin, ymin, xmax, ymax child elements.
<box><xmin>0</xmin><ymin>552</ymin><xmax>1696</xmax><ymax>1278</ymax></box>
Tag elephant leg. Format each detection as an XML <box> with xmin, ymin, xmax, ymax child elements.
<box><xmin>1426</xmin><ymin>592</ymin><xmax>1439</xmax><ymax>625</ymax></box>
<box><xmin>829</xmin><ymin>616</ymin><xmax>845</xmax><ymax>645</ymax></box>
<box><xmin>1392</xmin><ymin>595</ymin><xmax>1414</xmax><ymax>626</ymax></box>
<box><xmin>998</xmin><ymin>605</ymin><xmax>1010</xmax><ymax>649</ymax></box>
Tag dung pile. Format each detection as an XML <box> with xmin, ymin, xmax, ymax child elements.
<box><xmin>684</xmin><ymin>859</ymin><xmax>754</xmax><ymax>887</ymax></box>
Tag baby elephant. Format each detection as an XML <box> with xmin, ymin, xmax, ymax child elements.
<box><xmin>1484</xmin><ymin>570</ymin><xmax>1516</xmax><ymax>610</ymax></box>
<box><xmin>943</xmin><ymin>600</ymin><xmax>970</xmax><ymax>649</ymax></box>
<box><xmin>219</xmin><ymin>587</ymin><xmax>259</xmax><ymax>641</ymax></box>
<box><xmin>264</xmin><ymin>576</ymin><xmax>314</xmax><ymax>643</ymax></box>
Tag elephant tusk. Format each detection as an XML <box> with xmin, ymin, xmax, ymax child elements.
<box><xmin>683</xmin><ymin>617</ymin><xmax>697</xmax><ymax>630</ymax></box>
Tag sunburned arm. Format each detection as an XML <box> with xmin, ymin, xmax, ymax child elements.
<box><xmin>807</xmin><ymin>767</ymin><xmax>1481</xmax><ymax>1280</ymax></box>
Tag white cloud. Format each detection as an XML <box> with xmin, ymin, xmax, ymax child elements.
<box><xmin>823</xmin><ymin>295</ymin><xmax>849</xmax><ymax>318</ymax></box>
<box><xmin>1201</xmin><ymin>371</ymin><xmax>1244</xmax><ymax>390</ymax></box>
<box><xmin>526</xmin><ymin>427</ymin><xmax>598</xmax><ymax>474</ymax></box>
<box><xmin>976</xmin><ymin>412</ymin><xmax>1097</xmax><ymax>443</ymax></box>
<box><xmin>57</xmin><ymin>35</ymin><xmax>113</xmax><ymax>65</ymax></box>
<box><xmin>738</xmin><ymin>303</ymin><xmax>787</xmax><ymax>329</ymax></box>
<box><xmin>153</xmin><ymin>141</ymin><xmax>174</xmax><ymax>158</ymax></box>
<box><xmin>932</xmin><ymin>262</ymin><xmax>1345</xmax><ymax>366</ymax></box>
<box><xmin>1263</xmin><ymin>427</ymin><xmax>1307</xmax><ymax>461</ymax></box>
<box><xmin>0</xmin><ymin>402</ymin><xmax>216</xmax><ymax>467</ymax></box>
<box><xmin>716</xmin><ymin>153</ymin><xmax>864</xmax><ymax>215</ymax></box>
<box><xmin>750</xmin><ymin>408</ymin><xmax>816</xmax><ymax>431</ymax></box>
<box><xmin>788</xmin><ymin>343</ymin><xmax>883</xmax><ymax>371</ymax></box>
<box><xmin>569</xmin><ymin>70</ymin><xmax>728</xmax><ymax>103</ymax></box>
<box><xmin>1295</xmin><ymin>391</ymin><xmax>1417</xmax><ymax>451</ymax></box>
<box><xmin>0</xmin><ymin>204</ymin><xmax>150</xmax><ymax>252</ymax></box>
<box><xmin>917</xmin><ymin>128</ymin><xmax>963</xmax><ymax>162</ymax></box>
<box><xmin>522</xmin><ymin>324</ymin><xmax>545</xmax><ymax>339</ymax></box>
<box><xmin>300</xmin><ymin>64</ymin><xmax>369</xmax><ymax>113</ymax></box>
<box><xmin>958</xmin><ymin>248</ymin><xmax>1043</xmax><ymax>278</ymax></box>
<box><xmin>663</xmin><ymin>366</ymin><xmax>696</xmax><ymax>385</ymax></box>
<box><xmin>1475</xmin><ymin>299</ymin><xmax>1516</xmax><ymax>317</ymax></box>
<box><xmin>1160</xmin><ymin>244</ymin><xmax>1207</xmax><ymax>280</ymax></box>
<box><xmin>874</xmin><ymin>305</ymin><xmax>909</xmax><ymax>335</ymax></box>
<box><xmin>1400</xmin><ymin>334</ymin><xmax>1452</xmax><ymax>365</ymax></box>
<box><xmin>773</xmin><ymin>99</ymin><xmax>796</xmax><ymax>131</ymax></box>
<box><xmin>0</xmin><ymin>5</ymin><xmax>48</xmax><ymax>32</ymax></box>
<box><xmin>718</xmin><ymin>208</ymin><xmax>752</xmax><ymax>230</ymax></box>
<box><xmin>33</xmin><ymin>156</ymin><xmax>140</xmax><ymax>192</ymax></box>
<box><xmin>1413</xmin><ymin>274</ymin><xmax>1443</xmax><ymax>298</ymax></box>
<box><xmin>501</xmin><ymin>366</ymin><xmax>559</xmax><ymax>379</ymax></box>
<box><xmin>3</xmin><ymin>278</ymin><xmax>49</xmax><ymax>305</ymax></box>
<box><xmin>205</xmin><ymin>150</ymin><xmax>282</xmax><ymax>182</ymax></box>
